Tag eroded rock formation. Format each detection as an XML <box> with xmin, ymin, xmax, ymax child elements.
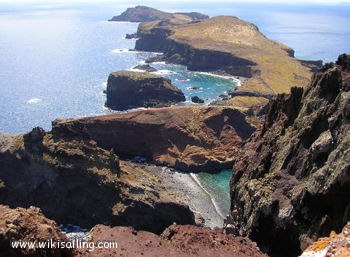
<box><xmin>52</xmin><ymin>106</ymin><xmax>256</xmax><ymax>172</ymax></box>
<box><xmin>105</xmin><ymin>71</ymin><xmax>185</xmax><ymax>110</ymax></box>
<box><xmin>0</xmin><ymin>128</ymin><xmax>195</xmax><ymax>234</ymax></box>
<box><xmin>229</xmin><ymin>54</ymin><xmax>350</xmax><ymax>257</ymax></box>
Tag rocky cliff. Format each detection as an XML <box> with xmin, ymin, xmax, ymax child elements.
<box><xmin>0</xmin><ymin>204</ymin><xmax>72</xmax><ymax>257</ymax></box>
<box><xmin>229</xmin><ymin>54</ymin><xmax>350</xmax><ymax>257</ymax></box>
<box><xmin>105</xmin><ymin>71</ymin><xmax>185</xmax><ymax>110</ymax></box>
<box><xmin>109</xmin><ymin>6</ymin><xmax>208</xmax><ymax>22</ymax></box>
<box><xmin>134</xmin><ymin>15</ymin><xmax>319</xmax><ymax>110</ymax></box>
<box><xmin>0</xmin><ymin>127</ymin><xmax>195</xmax><ymax>234</ymax></box>
<box><xmin>52</xmin><ymin>106</ymin><xmax>256</xmax><ymax>172</ymax></box>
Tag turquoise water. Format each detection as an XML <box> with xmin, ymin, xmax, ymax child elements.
<box><xmin>193</xmin><ymin>170</ymin><xmax>232</xmax><ymax>218</ymax></box>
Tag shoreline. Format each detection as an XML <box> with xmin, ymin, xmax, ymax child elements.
<box><xmin>141</xmin><ymin>164</ymin><xmax>226</xmax><ymax>228</ymax></box>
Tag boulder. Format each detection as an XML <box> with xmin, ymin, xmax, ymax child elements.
<box><xmin>229</xmin><ymin>54</ymin><xmax>350</xmax><ymax>257</ymax></box>
<box><xmin>191</xmin><ymin>96</ymin><xmax>205</xmax><ymax>103</ymax></box>
<box><xmin>105</xmin><ymin>71</ymin><xmax>185</xmax><ymax>110</ymax></box>
<box><xmin>52</xmin><ymin>106</ymin><xmax>256</xmax><ymax>172</ymax></box>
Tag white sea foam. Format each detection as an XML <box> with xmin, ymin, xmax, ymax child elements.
<box><xmin>26</xmin><ymin>98</ymin><xmax>42</xmax><ymax>104</ymax></box>
<box><xmin>152</xmin><ymin>69</ymin><xmax>176</xmax><ymax>75</ymax></box>
<box><xmin>189</xmin><ymin>173</ymin><xmax>226</xmax><ymax>219</ymax></box>
<box><xmin>101</xmin><ymin>82</ymin><xmax>107</xmax><ymax>88</ymax></box>
<box><xmin>175</xmin><ymin>78</ymin><xmax>190</xmax><ymax>82</ymax></box>
<box><xmin>195</xmin><ymin>71</ymin><xmax>241</xmax><ymax>85</ymax></box>
<box><xmin>150</xmin><ymin>61</ymin><xmax>166</xmax><ymax>65</ymax></box>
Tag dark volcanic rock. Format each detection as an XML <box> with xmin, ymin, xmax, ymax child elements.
<box><xmin>133</xmin><ymin>64</ymin><xmax>157</xmax><ymax>72</ymax></box>
<box><xmin>109</xmin><ymin>6</ymin><xmax>208</xmax><ymax>22</ymax></box>
<box><xmin>229</xmin><ymin>54</ymin><xmax>350</xmax><ymax>257</ymax></box>
<box><xmin>191</xmin><ymin>96</ymin><xmax>204</xmax><ymax>103</ymax></box>
<box><xmin>52</xmin><ymin>106</ymin><xmax>256</xmax><ymax>172</ymax></box>
<box><xmin>76</xmin><ymin>225</ymin><xmax>267</xmax><ymax>257</ymax></box>
<box><xmin>125</xmin><ymin>33</ymin><xmax>138</xmax><ymax>39</ymax></box>
<box><xmin>0</xmin><ymin>129</ymin><xmax>195</xmax><ymax>234</ymax></box>
<box><xmin>0</xmin><ymin>205</ymin><xmax>72</xmax><ymax>257</ymax></box>
<box><xmin>105</xmin><ymin>71</ymin><xmax>185</xmax><ymax>110</ymax></box>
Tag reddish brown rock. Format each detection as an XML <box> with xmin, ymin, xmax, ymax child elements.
<box><xmin>0</xmin><ymin>130</ymin><xmax>195</xmax><ymax>235</ymax></box>
<box><xmin>76</xmin><ymin>225</ymin><xmax>267</xmax><ymax>257</ymax></box>
<box><xmin>52</xmin><ymin>106</ymin><xmax>255</xmax><ymax>172</ymax></box>
<box><xmin>229</xmin><ymin>54</ymin><xmax>350</xmax><ymax>257</ymax></box>
<box><xmin>0</xmin><ymin>204</ymin><xmax>72</xmax><ymax>257</ymax></box>
<box><xmin>299</xmin><ymin>222</ymin><xmax>350</xmax><ymax>257</ymax></box>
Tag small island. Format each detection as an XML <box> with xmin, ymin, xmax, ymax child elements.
<box><xmin>105</xmin><ymin>71</ymin><xmax>185</xmax><ymax>110</ymax></box>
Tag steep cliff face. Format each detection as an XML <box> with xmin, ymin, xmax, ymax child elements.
<box><xmin>229</xmin><ymin>54</ymin><xmax>350</xmax><ymax>257</ymax></box>
<box><xmin>135</xmin><ymin>16</ymin><xmax>317</xmax><ymax>110</ymax></box>
<box><xmin>52</xmin><ymin>106</ymin><xmax>256</xmax><ymax>172</ymax></box>
<box><xmin>0</xmin><ymin>128</ymin><xmax>195</xmax><ymax>234</ymax></box>
<box><xmin>105</xmin><ymin>71</ymin><xmax>185</xmax><ymax>110</ymax></box>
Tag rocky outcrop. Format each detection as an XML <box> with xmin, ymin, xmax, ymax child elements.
<box><xmin>134</xmin><ymin>15</ymin><xmax>321</xmax><ymax>109</ymax></box>
<box><xmin>191</xmin><ymin>96</ymin><xmax>204</xmax><ymax>103</ymax></box>
<box><xmin>299</xmin><ymin>222</ymin><xmax>350</xmax><ymax>257</ymax></box>
<box><xmin>0</xmin><ymin>204</ymin><xmax>72</xmax><ymax>257</ymax></box>
<box><xmin>229</xmin><ymin>54</ymin><xmax>350</xmax><ymax>257</ymax></box>
<box><xmin>52</xmin><ymin>106</ymin><xmax>255</xmax><ymax>172</ymax></box>
<box><xmin>109</xmin><ymin>6</ymin><xmax>208</xmax><ymax>22</ymax></box>
<box><xmin>76</xmin><ymin>225</ymin><xmax>268</xmax><ymax>257</ymax></box>
<box><xmin>133</xmin><ymin>64</ymin><xmax>157</xmax><ymax>72</ymax></box>
<box><xmin>0</xmin><ymin>128</ymin><xmax>195</xmax><ymax>234</ymax></box>
<box><xmin>105</xmin><ymin>71</ymin><xmax>185</xmax><ymax>110</ymax></box>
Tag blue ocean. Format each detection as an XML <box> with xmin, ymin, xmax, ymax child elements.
<box><xmin>1</xmin><ymin>1</ymin><xmax>349</xmax><ymax>218</ymax></box>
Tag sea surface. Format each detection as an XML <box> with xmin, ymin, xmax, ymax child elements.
<box><xmin>1</xmin><ymin>2</ymin><xmax>349</xmax><ymax>220</ymax></box>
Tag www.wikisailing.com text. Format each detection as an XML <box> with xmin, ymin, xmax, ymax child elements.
<box><xmin>11</xmin><ymin>239</ymin><xmax>118</xmax><ymax>252</ymax></box>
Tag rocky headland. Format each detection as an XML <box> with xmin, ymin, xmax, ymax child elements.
<box><xmin>131</xmin><ymin>11</ymin><xmax>322</xmax><ymax>110</ymax></box>
<box><xmin>52</xmin><ymin>106</ymin><xmax>256</xmax><ymax>172</ymax></box>
<box><xmin>105</xmin><ymin>71</ymin><xmax>185</xmax><ymax>110</ymax></box>
<box><xmin>229</xmin><ymin>54</ymin><xmax>350</xmax><ymax>257</ymax></box>
<box><xmin>109</xmin><ymin>5</ymin><xmax>209</xmax><ymax>22</ymax></box>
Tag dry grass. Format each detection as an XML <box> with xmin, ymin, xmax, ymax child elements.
<box><xmin>141</xmin><ymin>16</ymin><xmax>313</xmax><ymax>105</ymax></box>
<box><xmin>227</xmin><ymin>96</ymin><xmax>269</xmax><ymax>109</ymax></box>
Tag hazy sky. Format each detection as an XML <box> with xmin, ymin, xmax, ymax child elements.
<box><xmin>0</xmin><ymin>0</ymin><xmax>349</xmax><ymax>4</ymax></box>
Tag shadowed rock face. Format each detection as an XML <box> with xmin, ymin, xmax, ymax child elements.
<box><xmin>76</xmin><ymin>225</ymin><xmax>268</xmax><ymax>257</ymax></box>
<box><xmin>0</xmin><ymin>128</ymin><xmax>195</xmax><ymax>234</ymax></box>
<box><xmin>105</xmin><ymin>71</ymin><xmax>185</xmax><ymax>110</ymax></box>
<box><xmin>229</xmin><ymin>54</ymin><xmax>350</xmax><ymax>257</ymax></box>
<box><xmin>109</xmin><ymin>5</ymin><xmax>208</xmax><ymax>22</ymax></box>
<box><xmin>0</xmin><ymin>205</ymin><xmax>72</xmax><ymax>257</ymax></box>
<box><xmin>52</xmin><ymin>106</ymin><xmax>256</xmax><ymax>172</ymax></box>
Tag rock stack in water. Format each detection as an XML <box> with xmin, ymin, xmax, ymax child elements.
<box><xmin>105</xmin><ymin>71</ymin><xmax>185</xmax><ymax>110</ymax></box>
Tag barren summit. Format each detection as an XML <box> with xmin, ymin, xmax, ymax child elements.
<box><xmin>109</xmin><ymin>5</ymin><xmax>209</xmax><ymax>22</ymax></box>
